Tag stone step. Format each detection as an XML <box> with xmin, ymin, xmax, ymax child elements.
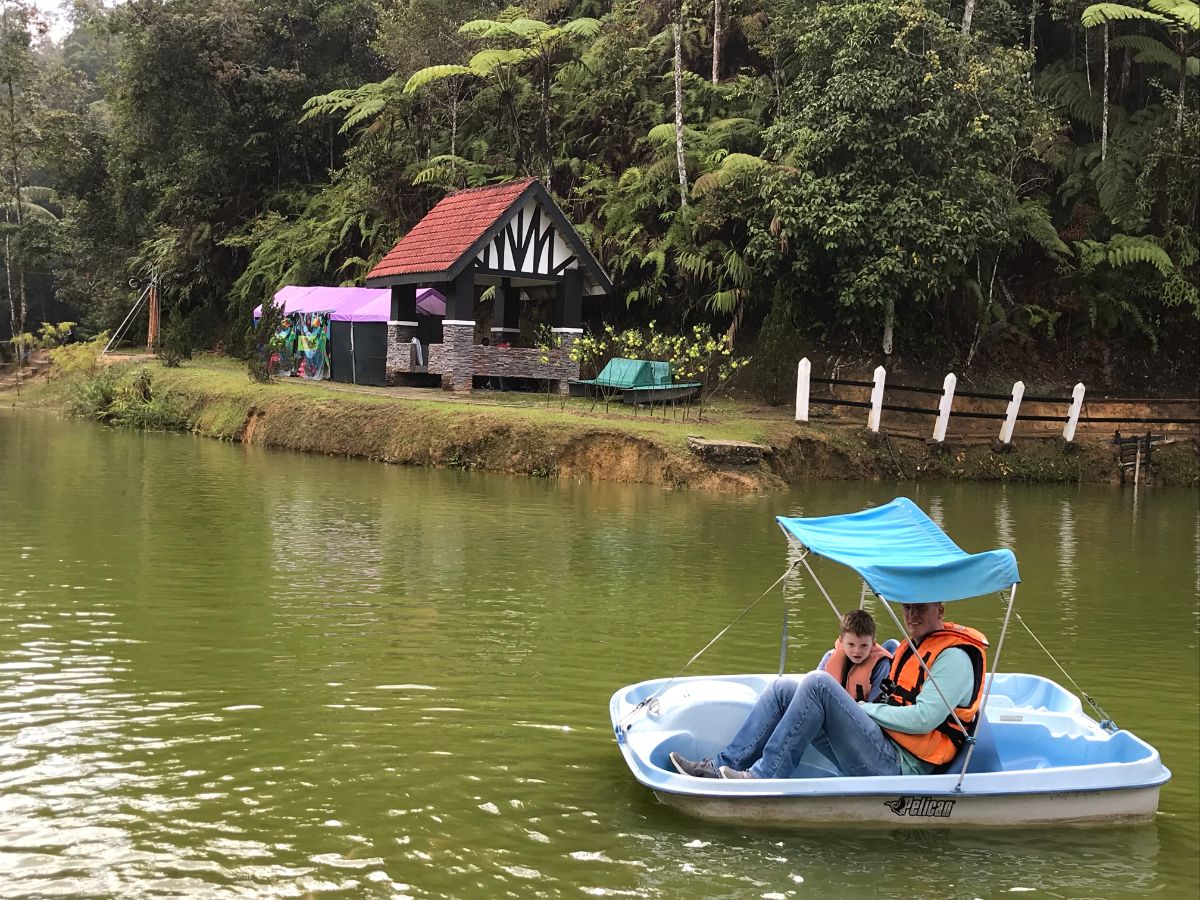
<box><xmin>687</xmin><ymin>435</ymin><xmax>769</xmax><ymax>466</ymax></box>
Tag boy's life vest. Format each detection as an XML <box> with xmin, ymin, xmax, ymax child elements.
<box><xmin>880</xmin><ymin>623</ymin><xmax>989</xmax><ymax>767</ymax></box>
<box><xmin>823</xmin><ymin>638</ymin><xmax>892</xmax><ymax>702</ymax></box>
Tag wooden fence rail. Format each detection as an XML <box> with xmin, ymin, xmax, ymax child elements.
<box><xmin>794</xmin><ymin>358</ymin><xmax>1199</xmax><ymax>445</ymax></box>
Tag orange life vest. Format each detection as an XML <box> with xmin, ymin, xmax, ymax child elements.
<box><xmin>824</xmin><ymin>639</ymin><xmax>892</xmax><ymax>702</ymax></box>
<box><xmin>881</xmin><ymin>623</ymin><xmax>989</xmax><ymax>767</ymax></box>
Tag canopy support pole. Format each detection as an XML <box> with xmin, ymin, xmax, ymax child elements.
<box><xmin>778</xmin><ymin>566</ymin><xmax>791</xmax><ymax>676</ymax></box>
<box><xmin>102</xmin><ymin>282</ymin><xmax>153</xmax><ymax>355</ymax></box>
<box><xmin>798</xmin><ymin>554</ymin><xmax>845</xmax><ymax>622</ymax></box>
<box><xmin>879</xmin><ymin>598</ymin><xmax>970</xmax><ymax>739</ymax></box>
<box><xmin>954</xmin><ymin>583</ymin><xmax>1016</xmax><ymax>791</ymax></box>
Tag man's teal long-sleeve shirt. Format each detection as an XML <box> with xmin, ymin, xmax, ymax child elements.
<box><xmin>859</xmin><ymin>647</ymin><xmax>974</xmax><ymax>775</ymax></box>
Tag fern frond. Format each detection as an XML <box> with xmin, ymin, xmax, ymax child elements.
<box><xmin>1012</xmin><ymin>200</ymin><xmax>1071</xmax><ymax>257</ymax></box>
<box><xmin>675</xmin><ymin>251</ymin><xmax>713</xmax><ymax>281</ymax></box>
<box><xmin>1146</xmin><ymin>0</ymin><xmax>1200</xmax><ymax>29</ymax></box>
<box><xmin>467</xmin><ymin>48</ymin><xmax>526</xmax><ymax>74</ymax></box>
<box><xmin>555</xmin><ymin>18</ymin><xmax>602</xmax><ymax>38</ymax></box>
<box><xmin>1112</xmin><ymin>34</ymin><xmax>1184</xmax><ymax>67</ymax></box>
<box><xmin>1041</xmin><ymin>66</ymin><xmax>1103</xmax><ymax>127</ymax></box>
<box><xmin>20</xmin><ymin>186</ymin><xmax>57</xmax><ymax>204</ymax></box>
<box><xmin>709</xmin><ymin>288</ymin><xmax>741</xmax><ymax>312</ymax></box>
<box><xmin>404</xmin><ymin>65</ymin><xmax>474</xmax><ymax>93</ymax></box>
<box><xmin>1</xmin><ymin>201</ymin><xmax>59</xmax><ymax>223</ymax></box>
<box><xmin>1107</xmin><ymin>234</ymin><xmax>1175</xmax><ymax>274</ymax></box>
<box><xmin>1081</xmin><ymin>3</ymin><xmax>1169</xmax><ymax>27</ymax></box>
<box><xmin>692</xmin><ymin>172</ymin><xmax>722</xmax><ymax>197</ymax></box>
<box><xmin>722</xmin><ymin>248</ymin><xmax>753</xmax><ymax>287</ymax></box>
<box><xmin>646</xmin><ymin>122</ymin><xmax>705</xmax><ymax>145</ymax></box>
<box><xmin>340</xmin><ymin>97</ymin><xmax>387</xmax><ymax>133</ymax></box>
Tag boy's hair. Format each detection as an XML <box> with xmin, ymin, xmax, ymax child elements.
<box><xmin>839</xmin><ymin>609</ymin><xmax>876</xmax><ymax>639</ymax></box>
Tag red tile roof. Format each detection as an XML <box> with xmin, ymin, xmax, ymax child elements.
<box><xmin>367</xmin><ymin>178</ymin><xmax>535</xmax><ymax>281</ymax></box>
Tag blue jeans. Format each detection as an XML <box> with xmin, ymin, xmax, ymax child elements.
<box><xmin>715</xmin><ymin>672</ymin><xmax>902</xmax><ymax>779</ymax></box>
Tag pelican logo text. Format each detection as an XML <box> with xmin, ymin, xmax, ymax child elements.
<box><xmin>884</xmin><ymin>796</ymin><xmax>956</xmax><ymax>818</ymax></box>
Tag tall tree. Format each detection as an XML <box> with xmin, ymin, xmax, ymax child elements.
<box><xmin>671</xmin><ymin>1</ymin><xmax>689</xmax><ymax>209</ymax></box>
<box><xmin>0</xmin><ymin>0</ymin><xmax>45</xmax><ymax>339</ymax></box>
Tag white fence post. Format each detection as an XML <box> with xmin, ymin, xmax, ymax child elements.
<box><xmin>867</xmin><ymin>366</ymin><xmax>886</xmax><ymax>433</ymax></box>
<box><xmin>795</xmin><ymin>358</ymin><xmax>811</xmax><ymax>422</ymax></box>
<box><xmin>932</xmin><ymin>373</ymin><xmax>957</xmax><ymax>443</ymax></box>
<box><xmin>998</xmin><ymin>381</ymin><xmax>1024</xmax><ymax>445</ymax></box>
<box><xmin>1063</xmin><ymin>382</ymin><xmax>1086</xmax><ymax>442</ymax></box>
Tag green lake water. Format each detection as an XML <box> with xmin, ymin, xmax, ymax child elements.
<box><xmin>1</xmin><ymin>409</ymin><xmax>1197</xmax><ymax>898</ymax></box>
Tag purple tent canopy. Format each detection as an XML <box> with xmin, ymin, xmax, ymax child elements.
<box><xmin>253</xmin><ymin>285</ymin><xmax>445</xmax><ymax>321</ymax></box>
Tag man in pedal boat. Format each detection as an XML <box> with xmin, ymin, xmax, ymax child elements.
<box><xmin>669</xmin><ymin>602</ymin><xmax>988</xmax><ymax>780</ymax></box>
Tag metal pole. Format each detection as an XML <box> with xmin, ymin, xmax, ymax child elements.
<box><xmin>954</xmin><ymin>584</ymin><xmax>1017</xmax><ymax>791</ymax></box>
<box><xmin>879</xmin><ymin>598</ymin><xmax>969</xmax><ymax>737</ymax></box>
<box><xmin>103</xmin><ymin>283</ymin><xmax>153</xmax><ymax>355</ymax></box>
<box><xmin>799</xmin><ymin>554</ymin><xmax>847</xmax><ymax>621</ymax></box>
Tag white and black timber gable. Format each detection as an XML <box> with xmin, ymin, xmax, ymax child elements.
<box><xmin>475</xmin><ymin>200</ymin><xmax>578</xmax><ymax>282</ymax></box>
<box><xmin>464</xmin><ymin>183</ymin><xmax>609</xmax><ymax>295</ymax></box>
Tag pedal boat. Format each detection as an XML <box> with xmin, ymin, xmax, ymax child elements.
<box><xmin>610</xmin><ymin>499</ymin><xmax>1171</xmax><ymax>827</ymax></box>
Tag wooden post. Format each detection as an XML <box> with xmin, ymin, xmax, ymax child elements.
<box><xmin>867</xmin><ymin>365</ymin><xmax>886</xmax><ymax>433</ymax></box>
<box><xmin>795</xmin><ymin>358</ymin><xmax>811</xmax><ymax>422</ymax></box>
<box><xmin>932</xmin><ymin>372</ymin><xmax>957</xmax><ymax>443</ymax></box>
<box><xmin>1134</xmin><ymin>443</ymin><xmax>1141</xmax><ymax>487</ymax></box>
<box><xmin>146</xmin><ymin>280</ymin><xmax>159</xmax><ymax>351</ymax></box>
<box><xmin>999</xmin><ymin>381</ymin><xmax>1024</xmax><ymax>445</ymax></box>
<box><xmin>1063</xmin><ymin>382</ymin><xmax>1085</xmax><ymax>442</ymax></box>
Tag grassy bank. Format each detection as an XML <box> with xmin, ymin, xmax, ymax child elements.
<box><xmin>6</xmin><ymin>356</ymin><xmax>1197</xmax><ymax>490</ymax></box>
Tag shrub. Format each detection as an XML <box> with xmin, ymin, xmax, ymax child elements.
<box><xmin>159</xmin><ymin>307</ymin><xmax>194</xmax><ymax>367</ymax></box>
<box><xmin>751</xmin><ymin>296</ymin><xmax>804</xmax><ymax>405</ymax></box>
<box><xmin>67</xmin><ymin>367</ymin><xmax>189</xmax><ymax>431</ymax></box>
<box><xmin>49</xmin><ymin>331</ymin><xmax>109</xmax><ymax>380</ymax></box>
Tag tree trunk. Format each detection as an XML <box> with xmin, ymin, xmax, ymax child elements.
<box><xmin>673</xmin><ymin>15</ymin><xmax>689</xmax><ymax>210</ymax></box>
<box><xmin>6</xmin><ymin>70</ymin><xmax>24</xmax><ymax>338</ymax></box>
<box><xmin>4</xmin><ymin>233</ymin><xmax>14</xmax><ymax>340</ymax></box>
<box><xmin>1178</xmin><ymin>38</ymin><xmax>1187</xmax><ymax>141</ymax></box>
<box><xmin>1118</xmin><ymin>46</ymin><xmax>1132</xmax><ymax>100</ymax></box>
<box><xmin>1101</xmin><ymin>24</ymin><xmax>1110</xmax><ymax>163</ymax></box>
<box><xmin>711</xmin><ymin>0</ymin><xmax>722</xmax><ymax>85</ymax></box>
<box><xmin>543</xmin><ymin>64</ymin><xmax>552</xmax><ymax>183</ymax></box>
<box><xmin>1028</xmin><ymin>0</ymin><xmax>1037</xmax><ymax>53</ymax></box>
<box><xmin>882</xmin><ymin>297</ymin><xmax>895</xmax><ymax>356</ymax></box>
<box><xmin>961</xmin><ymin>0</ymin><xmax>975</xmax><ymax>36</ymax></box>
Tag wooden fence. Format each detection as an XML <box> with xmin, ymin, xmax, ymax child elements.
<box><xmin>794</xmin><ymin>358</ymin><xmax>1200</xmax><ymax>446</ymax></box>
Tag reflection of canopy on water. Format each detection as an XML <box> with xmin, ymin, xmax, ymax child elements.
<box><xmin>253</xmin><ymin>285</ymin><xmax>446</xmax><ymax>320</ymax></box>
<box><xmin>777</xmin><ymin>497</ymin><xmax>1020</xmax><ymax>604</ymax></box>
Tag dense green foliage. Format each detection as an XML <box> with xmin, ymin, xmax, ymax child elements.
<box><xmin>3</xmin><ymin>0</ymin><xmax>1197</xmax><ymax>389</ymax></box>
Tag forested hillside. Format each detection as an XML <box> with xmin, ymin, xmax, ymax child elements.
<box><xmin>3</xmin><ymin>0</ymin><xmax>1197</xmax><ymax>393</ymax></box>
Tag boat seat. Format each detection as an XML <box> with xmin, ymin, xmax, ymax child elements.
<box><xmin>941</xmin><ymin>714</ymin><xmax>1002</xmax><ymax>774</ymax></box>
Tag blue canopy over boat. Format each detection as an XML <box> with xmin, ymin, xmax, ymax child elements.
<box><xmin>776</xmin><ymin>497</ymin><xmax>1019</xmax><ymax>604</ymax></box>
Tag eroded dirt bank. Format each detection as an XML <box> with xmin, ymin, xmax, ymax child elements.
<box><xmin>186</xmin><ymin>385</ymin><xmax>1199</xmax><ymax>491</ymax></box>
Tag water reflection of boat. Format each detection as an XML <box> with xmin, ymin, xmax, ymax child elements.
<box><xmin>610</xmin><ymin>498</ymin><xmax>1170</xmax><ymax>827</ymax></box>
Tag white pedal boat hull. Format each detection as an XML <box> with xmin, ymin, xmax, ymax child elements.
<box><xmin>610</xmin><ymin>673</ymin><xmax>1170</xmax><ymax>827</ymax></box>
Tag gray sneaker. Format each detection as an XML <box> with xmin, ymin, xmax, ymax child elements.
<box><xmin>669</xmin><ymin>751</ymin><xmax>719</xmax><ymax>778</ymax></box>
<box><xmin>719</xmin><ymin>765</ymin><xmax>755</xmax><ymax>779</ymax></box>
